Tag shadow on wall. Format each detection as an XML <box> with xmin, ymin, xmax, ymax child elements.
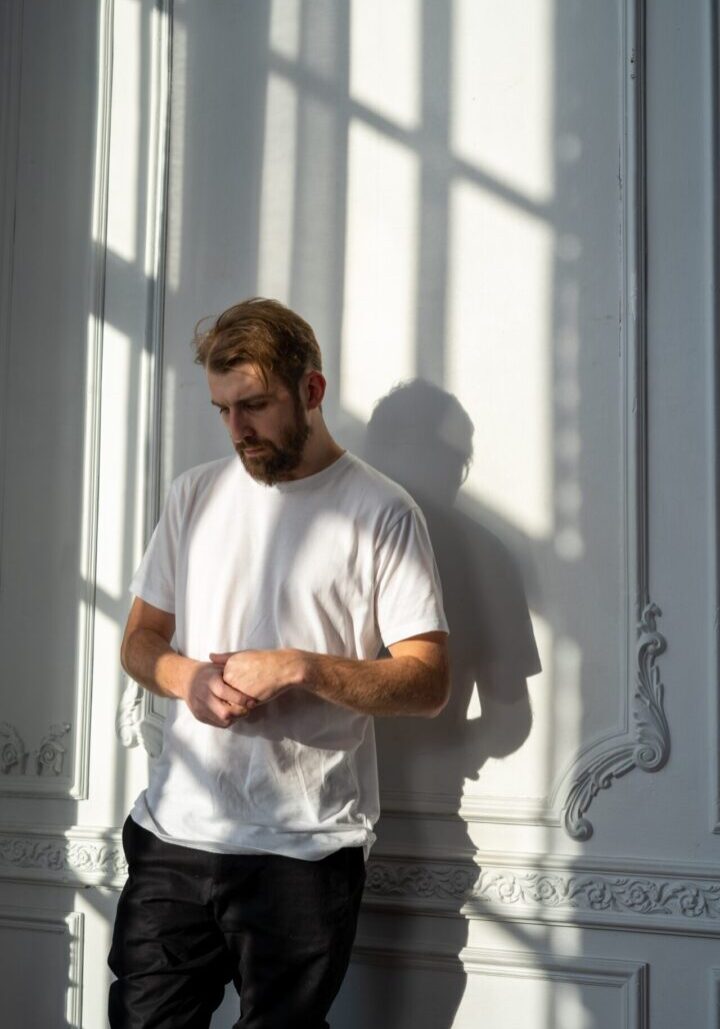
<box><xmin>346</xmin><ymin>378</ymin><xmax>543</xmax><ymax>1029</ymax></box>
<box><xmin>365</xmin><ymin>378</ymin><xmax>541</xmax><ymax>795</ymax></box>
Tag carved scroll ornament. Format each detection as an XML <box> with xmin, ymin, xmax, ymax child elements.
<box><xmin>562</xmin><ymin>602</ymin><xmax>668</xmax><ymax>841</ymax></box>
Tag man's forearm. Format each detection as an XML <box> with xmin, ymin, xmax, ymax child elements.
<box><xmin>121</xmin><ymin>628</ymin><xmax>199</xmax><ymax>701</ymax></box>
<box><xmin>299</xmin><ymin>651</ymin><xmax>448</xmax><ymax>718</ymax></box>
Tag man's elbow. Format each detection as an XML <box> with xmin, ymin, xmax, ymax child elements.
<box><xmin>120</xmin><ymin>629</ymin><xmax>136</xmax><ymax>678</ymax></box>
<box><xmin>421</xmin><ymin>672</ymin><xmax>450</xmax><ymax>718</ymax></box>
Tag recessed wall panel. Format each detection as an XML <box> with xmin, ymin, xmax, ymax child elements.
<box><xmin>0</xmin><ymin>1</ymin><xmax>101</xmax><ymax>793</ymax></box>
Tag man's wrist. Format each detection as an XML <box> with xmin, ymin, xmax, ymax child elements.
<box><xmin>293</xmin><ymin>649</ymin><xmax>319</xmax><ymax>692</ymax></box>
<box><xmin>160</xmin><ymin>652</ymin><xmax>203</xmax><ymax>702</ymax></box>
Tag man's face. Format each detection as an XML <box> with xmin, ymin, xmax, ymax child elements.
<box><xmin>207</xmin><ymin>364</ymin><xmax>311</xmax><ymax>486</ymax></box>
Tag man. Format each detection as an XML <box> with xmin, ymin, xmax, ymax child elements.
<box><xmin>109</xmin><ymin>297</ymin><xmax>450</xmax><ymax>1028</ymax></box>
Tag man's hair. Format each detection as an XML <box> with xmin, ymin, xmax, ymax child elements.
<box><xmin>192</xmin><ymin>297</ymin><xmax>322</xmax><ymax>394</ymax></box>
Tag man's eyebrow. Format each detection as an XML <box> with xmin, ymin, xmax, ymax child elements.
<box><xmin>210</xmin><ymin>393</ymin><xmax>271</xmax><ymax>408</ymax></box>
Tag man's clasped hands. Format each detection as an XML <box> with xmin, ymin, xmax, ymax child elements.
<box><xmin>183</xmin><ymin>649</ymin><xmax>306</xmax><ymax>728</ymax></box>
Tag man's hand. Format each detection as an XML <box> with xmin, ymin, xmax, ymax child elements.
<box><xmin>182</xmin><ymin>661</ymin><xmax>257</xmax><ymax>728</ymax></box>
<box><xmin>209</xmin><ymin>633</ymin><xmax>449</xmax><ymax>719</ymax></box>
<box><xmin>209</xmin><ymin>649</ymin><xmax>304</xmax><ymax>706</ymax></box>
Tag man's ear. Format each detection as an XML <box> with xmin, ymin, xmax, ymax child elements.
<box><xmin>305</xmin><ymin>370</ymin><xmax>327</xmax><ymax>411</ymax></box>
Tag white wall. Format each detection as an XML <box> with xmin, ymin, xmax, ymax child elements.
<box><xmin>0</xmin><ymin>1</ymin><xmax>718</xmax><ymax>1026</ymax></box>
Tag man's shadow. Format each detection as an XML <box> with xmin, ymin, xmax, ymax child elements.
<box><xmin>355</xmin><ymin>379</ymin><xmax>542</xmax><ymax>1027</ymax></box>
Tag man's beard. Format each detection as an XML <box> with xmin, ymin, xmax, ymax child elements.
<box><xmin>235</xmin><ymin>397</ymin><xmax>311</xmax><ymax>486</ymax></box>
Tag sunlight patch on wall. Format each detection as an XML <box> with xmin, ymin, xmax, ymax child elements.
<box><xmin>269</xmin><ymin>0</ymin><xmax>301</xmax><ymax>59</ymax></box>
<box><xmin>341</xmin><ymin>121</ymin><xmax>419</xmax><ymax>423</ymax></box>
<box><xmin>257</xmin><ymin>73</ymin><xmax>298</xmax><ymax>300</ymax></box>
<box><xmin>551</xmin><ymin>632</ymin><xmax>582</xmax><ymax>785</ymax></box>
<box><xmin>106</xmin><ymin>0</ymin><xmax>141</xmax><ymax>263</ymax></box>
<box><xmin>466</xmin><ymin>683</ymin><xmax>482</xmax><ymax>721</ymax></box>
<box><xmin>94</xmin><ymin>605</ymin><xmax>122</xmax><ymax>724</ymax></box>
<box><xmin>132</xmin><ymin>344</ymin><xmax>153</xmax><ymax>561</ymax></box>
<box><xmin>553</xmin><ymin>280</ymin><xmax>585</xmax><ymax>560</ymax></box>
<box><xmin>446</xmin><ymin>180</ymin><xmax>553</xmax><ymax>540</ymax></box>
<box><xmin>350</xmin><ymin>0</ymin><xmax>420</xmax><ymax>130</ymax></box>
<box><xmin>96</xmin><ymin>325</ymin><xmax>130</xmax><ymax>599</ymax></box>
<box><xmin>144</xmin><ymin>1</ymin><xmax>171</xmax><ymax>280</ymax></box>
<box><xmin>451</xmin><ymin>0</ymin><xmax>554</xmax><ymax>203</ymax></box>
<box><xmin>161</xmin><ymin>364</ymin><xmax>177</xmax><ymax>497</ymax></box>
<box><xmin>457</xmin><ymin>948</ymin><xmax>553</xmax><ymax>1024</ymax></box>
<box><xmin>80</xmin><ymin>314</ymin><xmax>102</xmax><ymax>587</ymax></box>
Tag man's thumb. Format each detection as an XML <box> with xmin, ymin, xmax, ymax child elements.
<box><xmin>209</xmin><ymin>651</ymin><xmax>232</xmax><ymax>664</ymax></box>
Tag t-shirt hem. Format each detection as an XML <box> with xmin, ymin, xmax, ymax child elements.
<box><xmin>130</xmin><ymin>797</ymin><xmax>376</xmax><ymax>861</ymax></box>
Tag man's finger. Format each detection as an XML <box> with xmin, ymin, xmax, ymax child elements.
<box><xmin>211</xmin><ymin>679</ymin><xmax>256</xmax><ymax>711</ymax></box>
<box><xmin>209</xmin><ymin>651</ymin><xmax>234</xmax><ymax>664</ymax></box>
<box><xmin>207</xmin><ymin>697</ymin><xmax>248</xmax><ymax>726</ymax></box>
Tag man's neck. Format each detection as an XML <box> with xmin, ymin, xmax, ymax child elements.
<box><xmin>287</xmin><ymin>429</ymin><xmax>345</xmax><ymax>481</ymax></box>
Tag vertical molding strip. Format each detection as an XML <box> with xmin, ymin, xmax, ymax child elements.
<box><xmin>115</xmin><ymin>0</ymin><xmax>174</xmax><ymax>756</ymax></box>
<box><xmin>0</xmin><ymin>909</ymin><xmax>84</xmax><ymax>1027</ymax></box>
<box><xmin>65</xmin><ymin>910</ymin><xmax>85</xmax><ymax>1029</ymax></box>
<box><xmin>70</xmin><ymin>0</ymin><xmax>115</xmax><ymax>800</ymax></box>
<box><xmin>141</xmin><ymin>0</ymin><xmax>175</xmax><ymax>748</ymax></box>
<box><xmin>709</xmin><ymin>0</ymin><xmax>720</xmax><ymax>835</ymax></box>
<box><xmin>143</xmin><ymin>0</ymin><xmax>174</xmax><ymax>537</ymax></box>
<box><xmin>0</xmin><ymin>0</ymin><xmax>24</xmax><ymax>702</ymax></box>
<box><xmin>710</xmin><ymin>968</ymin><xmax>720</xmax><ymax>1027</ymax></box>
<box><xmin>560</xmin><ymin>0</ymin><xmax>670</xmax><ymax>840</ymax></box>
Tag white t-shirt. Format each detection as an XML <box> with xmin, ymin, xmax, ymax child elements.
<box><xmin>128</xmin><ymin>450</ymin><xmax>448</xmax><ymax>859</ymax></box>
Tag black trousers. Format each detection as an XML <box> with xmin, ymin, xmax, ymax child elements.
<box><xmin>108</xmin><ymin>816</ymin><xmax>365</xmax><ymax>1029</ymax></box>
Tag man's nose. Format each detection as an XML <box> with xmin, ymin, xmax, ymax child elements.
<box><xmin>229</xmin><ymin>407</ymin><xmax>254</xmax><ymax>441</ymax></box>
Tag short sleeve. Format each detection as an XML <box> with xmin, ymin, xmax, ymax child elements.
<box><xmin>128</xmin><ymin>478</ymin><xmax>183</xmax><ymax>613</ymax></box>
<box><xmin>374</xmin><ymin>506</ymin><xmax>449</xmax><ymax>647</ymax></box>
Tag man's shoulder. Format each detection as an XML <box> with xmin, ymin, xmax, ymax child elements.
<box><xmin>169</xmin><ymin>456</ymin><xmax>236</xmax><ymax>500</ymax></box>
<box><xmin>342</xmin><ymin>452</ymin><xmax>418</xmax><ymax>518</ymax></box>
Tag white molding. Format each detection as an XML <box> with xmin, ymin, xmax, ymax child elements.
<box><xmin>374</xmin><ymin>841</ymin><xmax>720</xmax><ymax>880</ymax></box>
<box><xmin>561</xmin><ymin>603</ymin><xmax>668</xmax><ymax>840</ymax></box>
<box><xmin>352</xmin><ymin>942</ymin><xmax>648</xmax><ymax>1028</ymax></box>
<box><xmin>0</xmin><ymin>722</ymin><xmax>72</xmax><ymax>784</ymax></box>
<box><xmin>116</xmin><ymin>0</ymin><xmax>174</xmax><ymax>758</ymax></box>
<box><xmin>710</xmin><ymin>0</ymin><xmax>720</xmax><ymax>838</ymax></box>
<box><xmin>379</xmin><ymin>788</ymin><xmax>555</xmax><ymax>824</ymax></box>
<box><xmin>2</xmin><ymin>825</ymin><xmax>720</xmax><ymax>942</ymax></box>
<box><xmin>0</xmin><ymin>825</ymin><xmax>127</xmax><ymax>887</ymax></box>
<box><xmin>558</xmin><ymin>0</ymin><xmax>669</xmax><ymax>844</ymax></box>
<box><xmin>710</xmin><ymin>967</ymin><xmax>720</xmax><ymax>1028</ymax></box>
<box><xmin>0</xmin><ymin>0</ymin><xmax>22</xmax><ymax>436</ymax></box>
<box><xmin>116</xmin><ymin>679</ymin><xmax>163</xmax><ymax>757</ymax></box>
<box><xmin>363</xmin><ymin>846</ymin><xmax>720</xmax><ymax>938</ymax></box>
<box><xmin>0</xmin><ymin>0</ymin><xmax>24</xmax><ymax>778</ymax></box>
<box><xmin>69</xmin><ymin>0</ymin><xmax>115</xmax><ymax>802</ymax></box>
<box><xmin>0</xmin><ymin>908</ymin><xmax>84</xmax><ymax>1028</ymax></box>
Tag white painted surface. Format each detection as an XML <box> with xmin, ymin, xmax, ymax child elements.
<box><xmin>0</xmin><ymin>0</ymin><xmax>717</xmax><ymax>1026</ymax></box>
